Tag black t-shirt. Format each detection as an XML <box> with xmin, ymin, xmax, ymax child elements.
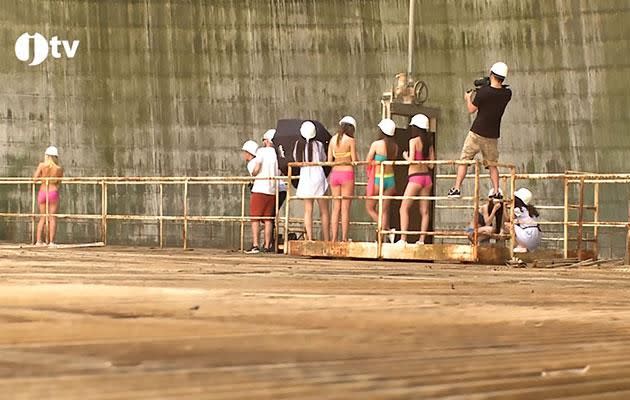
<box><xmin>470</xmin><ymin>85</ymin><xmax>512</xmax><ymax>139</ymax></box>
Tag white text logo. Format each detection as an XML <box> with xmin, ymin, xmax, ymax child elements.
<box><xmin>15</xmin><ymin>32</ymin><xmax>80</xmax><ymax>66</ymax></box>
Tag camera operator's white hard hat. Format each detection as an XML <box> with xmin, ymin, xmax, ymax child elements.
<box><xmin>490</xmin><ymin>62</ymin><xmax>508</xmax><ymax>79</ymax></box>
<box><xmin>514</xmin><ymin>188</ymin><xmax>533</xmax><ymax>205</ymax></box>
<box><xmin>339</xmin><ymin>116</ymin><xmax>356</xmax><ymax>128</ymax></box>
<box><xmin>262</xmin><ymin>129</ymin><xmax>276</xmax><ymax>141</ymax></box>
<box><xmin>45</xmin><ymin>146</ymin><xmax>59</xmax><ymax>157</ymax></box>
<box><xmin>410</xmin><ymin>114</ymin><xmax>429</xmax><ymax>130</ymax></box>
<box><xmin>241</xmin><ymin>140</ymin><xmax>259</xmax><ymax>156</ymax></box>
<box><xmin>378</xmin><ymin>118</ymin><xmax>396</xmax><ymax>137</ymax></box>
<box><xmin>300</xmin><ymin>121</ymin><xmax>317</xmax><ymax>140</ymax></box>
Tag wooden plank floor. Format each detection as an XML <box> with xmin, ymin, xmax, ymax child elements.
<box><xmin>1</xmin><ymin>247</ymin><xmax>630</xmax><ymax>399</ymax></box>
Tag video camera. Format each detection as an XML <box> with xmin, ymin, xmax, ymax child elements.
<box><xmin>467</xmin><ymin>76</ymin><xmax>510</xmax><ymax>93</ymax></box>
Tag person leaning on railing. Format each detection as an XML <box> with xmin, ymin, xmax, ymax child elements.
<box><xmin>397</xmin><ymin>114</ymin><xmax>435</xmax><ymax>246</ymax></box>
<box><xmin>293</xmin><ymin>121</ymin><xmax>330</xmax><ymax>241</ymax></box>
<box><xmin>365</xmin><ymin>118</ymin><xmax>398</xmax><ymax>243</ymax></box>
<box><xmin>328</xmin><ymin>116</ymin><xmax>358</xmax><ymax>243</ymax></box>
<box><xmin>33</xmin><ymin>146</ymin><xmax>64</xmax><ymax>247</ymax></box>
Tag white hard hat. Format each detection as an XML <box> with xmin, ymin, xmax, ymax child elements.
<box><xmin>490</xmin><ymin>62</ymin><xmax>508</xmax><ymax>79</ymax></box>
<box><xmin>263</xmin><ymin>129</ymin><xmax>276</xmax><ymax>141</ymax></box>
<box><xmin>300</xmin><ymin>121</ymin><xmax>317</xmax><ymax>140</ymax></box>
<box><xmin>514</xmin><ymin>188</ymin><xmax>533</xmax><ymax>205</ymax></box>
<box><xmin>409</xmin><ymin>114</ymin><xmax>429</xmax><ymax>130</ymax></box>
<box><xmin>241</xmin><ymin>140</ymin><xmax>259</xmax><ymax>156</ymax></box>
<box><xmin>339</xmin><ymin>116</ymin><xmax>357</xmax><ymax>128</ymax></box>
<box><xmin>377</xmin><ymin>118</ymin><xmax>396</xmax><ymax>137</ymax></box>
<box><xmin>45</xmin><ymin>146</ymin><xmax>59</xmax><ymax>157</ymax></box>
<box><xmin>488</xmin><ymin>188</ymin><xmax>503</xmax><ymax>198</ymax></box>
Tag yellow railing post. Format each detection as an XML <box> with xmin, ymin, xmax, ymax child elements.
<box><xmin>376</xmin><ymin>162</ymin><xmax>385</xmax><ymax>259</ymax></box>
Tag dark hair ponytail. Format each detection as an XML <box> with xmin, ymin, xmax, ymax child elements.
<box><xmin>515</xmin><ymin>197</ymin><xmax>540</xmax><ymax>218</ymax></box>
<box><xmin>379</xmin><ymin>130</ymin><xmax>397</xmax><ymax>160</ymax></box>
<box><xmin>294</xmin><ymin>138</ymin><xmax>316</xmax><ymax>163</ymax></box>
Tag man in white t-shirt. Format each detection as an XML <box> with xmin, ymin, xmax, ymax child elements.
<box><xmin>242</xmin><ymin>139</ymin><xmax>279</xmax><ymax>254</ymax></box>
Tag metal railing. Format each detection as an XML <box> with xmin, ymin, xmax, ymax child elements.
<box><xmin>0</xmin><ymin>176</ymin><xmax>289</xmax><ymax>251</ymax></box>
<box><xmin>284</xmin><ymin>159</ymin><xmax>518</xmax><ymax>261</ymax></box>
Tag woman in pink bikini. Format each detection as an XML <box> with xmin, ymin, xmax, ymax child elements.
<box><xmin>33</xmin><ymin>146</ymin><xmax>64</xmax><ymax>246</ymax></box>
<box><xmin>328</xmin><ymin>116</ymin><xmax>358</xmax><ymax>242</ymax></box>
<box><xmin>397</xmin><ymin>114</ymin><xmax>434</xmax><ymax>245</ymax></box>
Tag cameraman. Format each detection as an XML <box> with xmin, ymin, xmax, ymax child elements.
<box><xmin>447</xmin><ymin>62</ymin><xmax>512</xmax><ymax>200</ymax></box>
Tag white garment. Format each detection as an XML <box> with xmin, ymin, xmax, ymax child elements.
<box><xmin>294</xmin><ymin>140</ymin><xmax>328</xmax><ymax>198</ymax></box>
<box><xmin>514</xmin><ymin>207</ymin><xmax>541</xmax><ymax>251</ymax></box>
<box><xmin>248</xmin><ymin>147</ymin><xmax>278</xmax><ymax>195</ymax></box>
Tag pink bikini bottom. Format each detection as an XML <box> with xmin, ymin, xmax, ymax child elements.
<box><xmin>408</xmin><ymin>173</ymin><xmax>432</xmax><ymax>187</ymax></box>
<box><xmin>38</xmin><ymin>190</ymin><xmax>60</xmax><ymax>205</ymax></box>
<box><xmin>329</xmin><ymin>170</ymin><xmax>355</xmax><ymax>187</ymax></box>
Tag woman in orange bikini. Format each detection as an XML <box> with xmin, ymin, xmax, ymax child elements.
<box><xmin>328</xmin><ymin>116</ymin><xmax>358</xmax><ymax>242</ymax></box>
<box><xmin>33</xmin><ymin>146</ymin><xmax>64</xmax><ymax>246</ymax></box>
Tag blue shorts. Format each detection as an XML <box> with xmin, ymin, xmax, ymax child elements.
<box><xmin>374</xmin><ymin>176</ymin><xmax>395</xmax><ymax>191</ymax></box>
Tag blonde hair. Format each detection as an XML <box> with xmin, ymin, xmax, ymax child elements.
<box><xmin>45</xmin><ymin>155</ymin><xmax>60</xmax><ymax>168</ymax></box>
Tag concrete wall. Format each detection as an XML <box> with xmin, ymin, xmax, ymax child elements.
<box><xmin>0</xmin><ymin>1</ymin><xmax>628</xmax><ymax>251</ymax></box>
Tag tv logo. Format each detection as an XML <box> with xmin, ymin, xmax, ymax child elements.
<box><xmin>15</xmin><ymin>33</ymin><xmax>80</xmax><ymax>66</ymax></box>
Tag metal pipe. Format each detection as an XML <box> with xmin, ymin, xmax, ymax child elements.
<box><xmin>183</xmin><ymin>179</ymin><xmax>189</xmax><ymax>249</ymax></box>
<box><xmin>407</xmin><ymin>0</ymin><xmax>415</xmax><ymax>75</ymax></box>
<box><xmin>240</xmin><ymin>183</ymin><xmax>246</xmax><ymax>252</ymax></box>
<box><xmin>284</xmin><ymin>167</ymin><xmax>292</xmax><ymax>255</ymax></box>
<box><xmin>377</xmin><ymin>162</ymin><xmax>385</xmax><ymax>258</ymax></box>
<box><xmin>563</xmin><ymin>177</ymin><xmax>569</xmax><ymax>258</ymax></box>
<box><xmin>472</xmin><ymin>161</ymin><xmax>480</xmax><ymax>262</ymax></box>
<box><xmin>159</xmin><ymin>183</ymin><xmax>164</xmax><ymax>249</ymax></box>
<box><xmin>593</xmin><ymin>183</ymin><xmax>600</xmax><ymax>258</ymax></box>
<box><xmin>31</xmin><ymin>183</ymin><xmax>36</xmax><ymax>244</ymax></box>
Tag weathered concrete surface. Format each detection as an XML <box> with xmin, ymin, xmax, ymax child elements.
<box><xmin>0</xmin><ymin>1</ymin><xmax>628</xmax><ymax>248</ymax></box>
<box><xmin>2</xmin><ymin>247</ymin><xmax>630</xmax><ymax>398</ymax></box>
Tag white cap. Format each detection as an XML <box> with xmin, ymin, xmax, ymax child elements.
<box><xmin>300</xmin><ymin>121</ymin><xmax>316</xmax><ymax>140</ymax></box>
<box><xmin>514</xmin><ymin>188</ymin><xmax>533</xmax><ymax>205</ymax></box>
<box><xmin>241</xmin><ymin>140</ymin><xmax>259</xmax><ymax>156</ymax></box>
<box><xmin>339</xmin><ymin>116</ymin><xmax>357</xmax><ymax>128</ymax></box>
<box><xmin>409</xmin><ymin>114</ymin><xmax>429</xmax><ymax>130</ymax></box>
<box><xmin>45</xmin><ymin>146</ymin><xmax>59</xmax><ymax>157</ymax></box>
<box><xmin>490</xmin><ymin>62</ymin><xmax>508</xmax><ymax>79</ymax></box>
<box><xmin>488</xmin><ymin>188</ymin><xmax>504</xmax><ymax>198</ymax></box>
<box><xmin>263</xmin><ymin>129</ymin><xmax>276</xmax><ymax>141</ymax></box>
<box><xmin>377</xmin><ymin>118</ymin><xmax>396</xmax><ymax>137</ymax></box>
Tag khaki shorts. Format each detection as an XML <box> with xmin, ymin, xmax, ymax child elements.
<box><xmin>459</xmin><ymin>131</ymin><xmax>499</xmax><ymax>166</ymax></box>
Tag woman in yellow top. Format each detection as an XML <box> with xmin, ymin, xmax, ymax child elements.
<box><xmin>366</xmin><ymin>118</ymin><xmax>398</xmax><ymax>241</ymax></box>
<box><xmin>33</xmin><ymin>146</ymin><xmax>64</xmax><ymax>246</ymax></box>
<box><xmin>328</xmin><ymin>116</ymin><xmax>358</xmax><ymax>242</ymax></box>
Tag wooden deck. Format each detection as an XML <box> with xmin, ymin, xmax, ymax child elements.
<box><xmin>1</xmin><ymin>246</ymin><xmax>630</xmax><ymax>399</ymax></box>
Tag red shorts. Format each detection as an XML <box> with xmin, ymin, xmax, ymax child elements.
<box><xmin>250</xmin><ymin>192</ymin><xmax>276</xmax><ymax>218</ymax></box>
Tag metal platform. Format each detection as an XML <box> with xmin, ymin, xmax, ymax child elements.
<box><xmin>287</xmin><ymin>240</ymin><xmax>510</xmax><ymax>265</ymax></box>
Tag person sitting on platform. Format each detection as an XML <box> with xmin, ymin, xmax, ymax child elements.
<box><xmin>397</xmin><ymin>114</ymin><xmax>434</xmax><ymax>246</ymax></box>
<box><xmin>505</xmin><ymin>188</ymin><xmax>542</xmax><ymax>253</ymax></box>
<box><xmin>466</xmin><ymin>189</ymin><xmax>505</xmax><ymax>244</ymax></box>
